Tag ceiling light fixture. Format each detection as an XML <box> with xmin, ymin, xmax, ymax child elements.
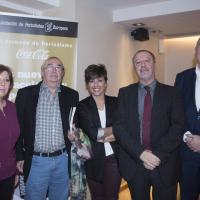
<box><xmin>178</xmin><ymin>17</ymin><xmax>186</xmax><ymax>21</ymax></box>
<box><xmin>151</xmin><ymin>30</ymin><xmax>162</xmax><ymax>33</ymax></box>
<box><xmin>132</xmin><ymin>23</ymin><xmax>145</xmax><ymax>26</ymax></box>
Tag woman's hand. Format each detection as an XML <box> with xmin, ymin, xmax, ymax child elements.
<box><xmin>97</xmin><ymin>134</ymin><xmax>116</xmax><ymax>143</ymax></box>
<box><xmin>14</xmin><ymin>175</ymin><xmax>19</xmax><ymax>187</ymax></box>
<box><xmin>68</xmin><ymin>124</ymin><xmax>76</xmax><ymax>142</ymax></box>
<box><xmin>16</xmin><ymin>160</ymin><xmax>24</xmax><ymax>173</ymax></box>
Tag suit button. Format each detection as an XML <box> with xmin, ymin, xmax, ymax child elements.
<box><xmin>138</xmin><ymin>133</ymin><xmax>140</xmax><ymax>136</ymax></box>
<box><xmin>32</xmin><ymin>143</ymin><xmax>34</xmax><ymax>146</ymax></box>
<box><xmin>30</xmin><ymin>156</ymin><xmax>32</xmax><ymax>159</ymax></box>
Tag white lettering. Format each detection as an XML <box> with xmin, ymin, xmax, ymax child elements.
<box><xmin>31</xmin><ymin>72</ymin><xmax>37</xmax><ymax>78</ymax></box>
<box><xmin>13</xmin><ymin>81</ymin><xmax>38</xmax><ymax>89</ymax></box>
<box><xmin>18</xmin><ymin>72</ymin><xmax>41</xmax><ymax>79</ymax></box>
<box><xmin>24</xmin><ymin>72</ymin><xmax>30</xmax><ymax>78</ymax></box>
<box><xmin>13</xmin><ymin>82</ymin><xmax>19</xmax><ymax>89</ymax></box>
<box><xmin>8</xmin><ymin>93</ymin><xmax>16</xmax><ymax>101</ymax></box>
<box><xmin>26</xmin><ymin>83</ymin><xmax>31</xmax><ymax>86</ymax></box>
<box><xmin>37</xmin><ymin>72</ymin><xmax>41</xmax><ymax>78</ymax></box>
<box><xmin>16</xmin><ymin>49</ymin><xmax>49</xmax><ymax>60</ymax></box>
<box><xmin>18</xmin><ymin>72</ymin><xmax>24</xmax><ymax>78</ymax></box>
<box><xmin>20</xmin><ymin>82</ymin><xmax>25</xmax><ymax>88</ymax></box>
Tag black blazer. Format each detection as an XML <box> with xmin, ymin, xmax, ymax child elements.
<box><xmin>113</xmin><ymin>81</ymin><xmax>185</xmax><ymax>187</ymax></box>
<box><xmin>175</xmin><ymin>68</ymin><xmax>200</xmax><ymax>160</ymax></box>
<box><xmin>76</xmin><ymin>95</ymin><xmax>119</xmax><ymax>182</ymax></box>
<box><xmin>15</xmin><ymin>81</ymin><xmax>79</xmax><ymax>183</ymax></box>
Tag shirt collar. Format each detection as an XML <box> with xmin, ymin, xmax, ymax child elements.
<box><xmin>138</xmin><ymin>79</ymin><xmax>157</xmax><ymax>91</ymax></box>
<box><xmin>40</xmin><ymin>81</ymin><xmax>61</xmax><ymax>93</ymax></box>
<box><xmin>196</xmin><ymin>64</ymin><xmax>200</xmax><ymax>77</ymax></box>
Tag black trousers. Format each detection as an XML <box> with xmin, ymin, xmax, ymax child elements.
<box><xmin>0</xmin><ymin>174</ymin><xmax>15</xmax><ymax>200</ymax></box>
<box><xmin>180</xmin><ymin>154</ymin><xmax>200</xmax><ymax>200</ymax></box>
<box><xmin>128</xmin><ymin>162</ymin><xmax>177</xmax><ymax>200</ymax></box>
<box><xmin>87</xmin><ymin>154</ymin><xmax>122</xmax><ymax>200</ymax></box>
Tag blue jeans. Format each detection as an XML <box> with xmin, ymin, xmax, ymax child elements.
<box><xmin>25</xmin><ymin>151</ymin><xmax>70</xmax><ymax>200</ymax></box>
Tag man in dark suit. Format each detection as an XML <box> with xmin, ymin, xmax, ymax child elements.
<box><xmin>175</xmin><ymin>38</ymin><xmax>200</xmax><ymax>200</ymax></box>
<box><xmin>15</xmin><ymin>57</ymin><xmax>79</xmax><ymax>200</ymax></box>
<box><xmin>113</xmin><ymin>50</ymin><xmax>185</xmax><ymax>200</ymax></box>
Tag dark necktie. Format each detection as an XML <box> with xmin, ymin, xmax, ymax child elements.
<box><xmin>142</xmin><ymin>86</ymin><xmax>151</xmax><ymax>150</ymax></box>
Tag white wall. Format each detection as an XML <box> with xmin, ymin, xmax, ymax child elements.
<box><xmin>42</xmin><ymin>0</ymin><xmax>75</xmax><ymax>20</ymax></box>
<box><xmin>44</xmin><ymin>0</ymin><xmax>165</xmax><ymax>100</ymax></box>
<box><xmin>75</xmin><ymin>0</ymin><xmax>165</xmax><ymax>100</ymax></box>
<box><xmin>165</xmin><ymin>36</ymin><xmax>200</xmax><ymax>86</ymax></box>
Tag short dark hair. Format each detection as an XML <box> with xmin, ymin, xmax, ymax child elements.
<box><xmin>85</xmin><ymin>64</ymin><xmax>108</xmax><ymax>84</ymax></box>
<box><xmin>132</xmin><ymin>50</ymin><xmax>156</xmax><ymax>67</ymax></box>
<box><xmin>0</xmin><ymin>64</ymin><xmax>13</xmax><ymax>87</ymax></box>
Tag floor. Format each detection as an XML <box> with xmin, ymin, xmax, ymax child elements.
<box><xmin>87</xmin><ymin>180</ymin><xmax>200</xmax><ymax>200</ymax></box>
<box><xmin>118</xmin><ymin>183</ymin><xmax>181</xmax><ymax>200</ymax></box>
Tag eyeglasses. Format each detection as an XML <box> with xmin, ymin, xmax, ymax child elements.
<box><xmin>44</xmin><ymin>65</ymin><xmax>63</xmax><ymax>71</ymax></box>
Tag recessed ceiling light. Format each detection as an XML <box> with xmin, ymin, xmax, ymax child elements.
<box><xmin>151</xmin><ymin>30</ymin><xmax>162</xmax><ymax>33</ymax></box>
<box><xmin>178</xmin><ymin>17</ymin><xmax>186</xmax><ymax>21</ymax></box>
<box><xmin>132</xmin><ymin>23</ymin><xmax>145</xmax><ymax>26</ymax></box>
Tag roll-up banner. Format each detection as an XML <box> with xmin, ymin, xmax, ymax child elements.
<box><xmin>0</xmin><ymin>12</ymin><xmax>78</xmax><ymax>103</ymax></box>
<box><xmin>0</xmin><ymin>12</ymin><xmax>78</xmax><ymax>200</ymax></box>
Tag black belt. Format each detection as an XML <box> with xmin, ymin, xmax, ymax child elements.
<box><xmin>33</xmin><ymin>148</ymin><xmax>66</xmax><ymax>157</ymax></box>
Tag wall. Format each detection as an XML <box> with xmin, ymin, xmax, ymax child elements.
<box><xmin>42</xmin><ymin>0</ymin><xmax>75</xmax><ymax>20</ymax></box>
<box><xmin>165</xmin><ymin>36</ymin><xmax>200</xmax><ymax>86</ymax></box>
<box><xmin>44</xmin><ymin>0</ymin><xmax>165</xmax><ymax>101</ymax></box>
<box><xmin>74</xmin><ymin>0</ymin><xmax>165</xmax><ymax>100</ymax></box>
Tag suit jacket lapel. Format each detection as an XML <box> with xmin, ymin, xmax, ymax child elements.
<box><xmin>150</xmin><ymin>82</ymin><xmax>163</xmax><ymax>133</ymax></box>
<box><xmin>105</xmin><ymin>95</ymin><xmax>112</xmax><ymax>127</ymax></box>
<box><xmin>27</xmin><ymin>81</ymin><xmax>42</xmax><ymax>141</ymax></box>
<box><xmin>89</xmin><ymin>95</ymin><xmax>101</xmax><ymax>128</ymax></box>
<box><xmin>130</xmin><ymin>83</ymin><xmax>140</xmax><ymax>131</ymax></box>
<box><xmin>59</xmin><ymin>85</ymin><xmax>70</xmax><ymax>138</ymax></box>
<box><xmin>190</xmin><ymin>70</ymin><xmax>197</xmax><ymax>113</ymax></box>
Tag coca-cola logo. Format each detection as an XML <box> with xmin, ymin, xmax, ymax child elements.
<box><xmin>16</xmin><ymin>49</ymin><xmax>49</xmax><ymax>59</ymax></box>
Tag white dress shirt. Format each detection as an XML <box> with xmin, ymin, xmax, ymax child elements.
<box><xmin>184</xmin><ymin>64</ymin><xmax>200</xmax><ymax>142</ymax></box>
<box><xmin>98</xmin><ymin>106</ymin><xmax>114</xmax><ymax>156</ymax></box>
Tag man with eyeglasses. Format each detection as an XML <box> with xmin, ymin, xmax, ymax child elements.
<box><xmin>15</xmin><ymin>57</ymin><xmax>79</xmax><ymax>200</ymax></box>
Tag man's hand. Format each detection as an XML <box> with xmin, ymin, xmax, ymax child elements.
<box><xmin>185</xmin><ymin>134</ymin><xmax>193</xmax><ymax>143</ymax></box>
<box><xmin>143</xmin><ymin>163</ymin><xmax>154</xmax><ymax>170</ymax></box>
<box><xmin>16</xmin><ymin>160</ymin><xmax>24</xmax><ymax>173</ymax></box>
<box><xmin>140</xmin><ymin>150</ymin><xmax>161</xmax><ymax>169</ymax></box>
<box><xmin>186</xmin><ymin>134</ymin><xmax>200</xmax><ymax>153</ymax></box>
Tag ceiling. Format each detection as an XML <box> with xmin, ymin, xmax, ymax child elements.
<box><xmin>0</xmin><ymin>0</ymin><xmax>200</xmax><ymax>39</ymax></box>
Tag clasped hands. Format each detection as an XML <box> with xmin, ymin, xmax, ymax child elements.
<box><xmin>185</xmin><ymin>134</ymin><xmax>200</xmax><ymax>153</ymax></box>
<box><xmin>140</xmin><ymin>150</ymin><xmax>161</xmax><ymax>171</ymax></box>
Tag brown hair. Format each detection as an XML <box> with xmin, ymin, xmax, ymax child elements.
<box><xmin>0</xmin><ymin>64</ymin><xmax>13</xmax><ymax>87</ymax></box>
<box><xmin>85</xmin><ymin>64</ymin><xmax>108</xmax><ymax>84</ymax></box>
<box><xmin>41</xmin><ymin>57</ymin><xmax>65</xmax><ymax>73</ymax></box>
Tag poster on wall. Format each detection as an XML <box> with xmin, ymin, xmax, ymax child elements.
<box><xmin>0</xmin><ymin>12</ymin><xmax>78</xmax><ymax>200</ymax></box>
<box><xmin>0</xmin><ymin>12</ymin><xmax>78</xmax><ymax>102</ymax></box>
